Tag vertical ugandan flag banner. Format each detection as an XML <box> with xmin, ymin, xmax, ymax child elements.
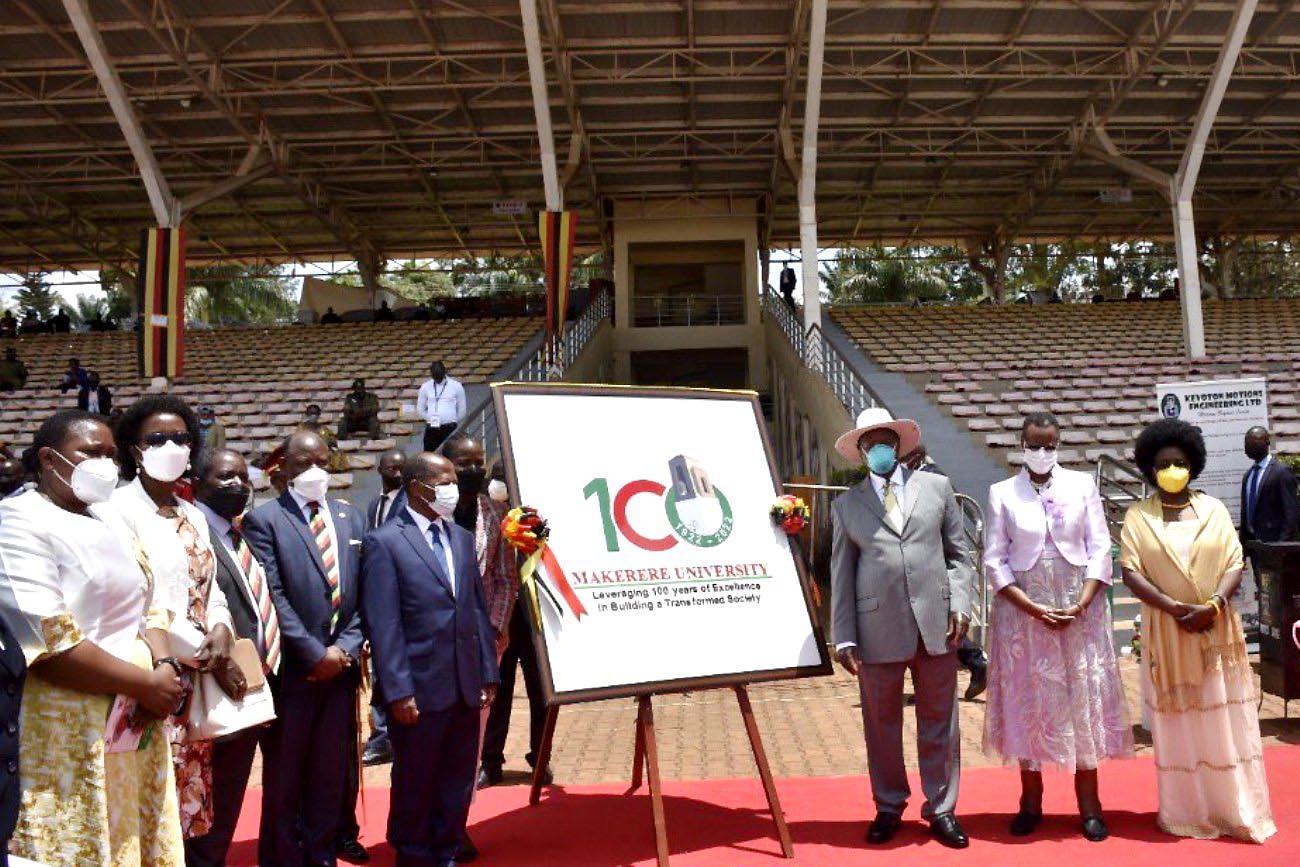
<box><xmin>539</xmin><ymin>210</ymin><xmax>577</xmax><ymax>343</ymax></box>
<box><xmin>137</xmin><ymin>227</ymin><xmax>186</xmax><ymax>379</ymax></box>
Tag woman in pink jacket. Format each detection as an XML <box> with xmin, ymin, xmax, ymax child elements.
<box><xmin>982</xmin><ymin>412</ymin><xmax>1132</xmax><ymax>842</ymax></box>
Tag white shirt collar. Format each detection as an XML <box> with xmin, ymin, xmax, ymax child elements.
<box><xmin>869</xmin><ymin>465</ymin><xmax>907</xmax><ymax>495</ymax></box>
<box><xmin>1256</xmin><ymin>453</ymin><xmax>1273</xmax><ymax>469</ymax></box>
<box><xmin>405</xmin><ymin>505</ymin><xmax>447</xmax><ymax>537</ymax></box>
<box><xmin>288</xmin><ymin>487</ymin><xmax>323</xmax><ymax>515</ymax></box>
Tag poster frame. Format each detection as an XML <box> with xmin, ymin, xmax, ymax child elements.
<box><xmin>492</xmin><ymin>381</ymin><xmax>833</xmax><ymax>707</ymax></box>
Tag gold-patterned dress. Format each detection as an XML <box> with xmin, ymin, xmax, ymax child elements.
<box><xmin>0</xmin><ymin>490</ymin><xmax>184</xmax><ymax>866</ymax></box>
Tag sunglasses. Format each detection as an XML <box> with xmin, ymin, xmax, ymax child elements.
<box><xmin>142</xmin><ymin>431</ymin><xmax>193</xmax><ymax>448</ymax></box>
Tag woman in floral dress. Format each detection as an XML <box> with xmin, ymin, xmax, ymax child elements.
<box><xmin>983</xmin><ymin>412</ymin><xmax>1132</xmax><ymax>841</ymax></box>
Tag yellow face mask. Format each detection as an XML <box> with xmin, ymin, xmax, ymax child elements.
<box><xmin>1156</xmin><ymin>465</ymin><xmax>1190</xmax><ymax>494</ymax></box>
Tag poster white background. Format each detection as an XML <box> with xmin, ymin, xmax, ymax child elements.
<box><xmin>1154</xmin><ymin>377</ymin><xmax>1268</xmax><ymax>517</ymax></box>
<box><xmin>500</xmin><ymin>389</ymin><xmax>825</xmax><ymax>697</ymax></box>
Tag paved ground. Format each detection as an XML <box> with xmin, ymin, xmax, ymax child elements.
<box><xmin>316</xmin><ymin>651</ymin><xmax>1300</xmax><ymax>792</ymax></box>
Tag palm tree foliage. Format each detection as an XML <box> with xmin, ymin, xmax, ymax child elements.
<box><xmin>185</xmin><ymin>264</ymin><xmax>296</xmax><ymax>325</ymax></box>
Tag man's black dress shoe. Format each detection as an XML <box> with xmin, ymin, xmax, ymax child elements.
<box><xmin>929</xmin><ymin>813</ymin><xmax>969</xmax><ymax>849</ymax></box>
<box><xmin>338</xmin><ymin>839</ymin><xmax>371</xmax><ymax>863</ymax></box>
<box><xmin>866</xmin><ymin>812</ymin><xmax>902</xmax><ymax>844</ymax></box>
<box><xmin>1082</xmin><ymin>815</ymin><xmax>1109</xmax><ymax>842</ymax></box>
<box><xmin>476</xmin><ymin>766</ymin><xmax>503</xmax><ymax>789</ymax></box>
<box><xmin>531</xmin><ymin>764</ymin><xmax>555</xmax><ymax>786</ymax></box>
<box><xmin>964</xmin><ymin>666</ymin><xmax>988</xmax><ymax>700</ymax></box>
<box><xmin>1009</xmin><ymin>810</ymin><xmax>1042</xmax><ymax>836</ymax></box>
<box><xmin>455</xmin><ymin>833</ymin><xmax>480</xmax><ymax>862</ymax></box>
<box><xmin>362</xmin><ymin>742</ymin><xmax>393</xmax><ymax>767</ymax></box>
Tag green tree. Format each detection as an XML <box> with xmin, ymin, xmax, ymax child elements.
<box><xmin>185</xmin><ymin>264</ymin><xmax>296</xmax><ymax>325</ymax></box>
<box><xmin>13</xmin><ymin>274</ymin><xmax>58</xmax><ymax>319</ymax></box>
<box><xmin>821</xmin><ymin>247</ymin><xmax>948</xmax><ymax>304</ymax></box>
<box><xmin>69</xmin><ymin>293</ymin><xmax>107</xmax><ymax>327</ymax></box>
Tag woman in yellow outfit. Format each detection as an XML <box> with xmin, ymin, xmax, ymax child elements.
<box><xmin>1119</xmin><ymin>418</ymin><xmax>1274</xmax><ymax>843</ymax></box>
<box><xmin>0</xmin><ymin>409</ymin><xmax>186</xmax><ymax>865</ymax></box>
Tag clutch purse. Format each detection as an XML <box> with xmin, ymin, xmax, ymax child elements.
<box><xmin>169</xmin><ymin>622</ymin><xmax>276</xmax><ymax>741</ymax></box>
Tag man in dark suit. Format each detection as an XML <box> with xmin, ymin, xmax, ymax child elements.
<box><xmin>1242</xmin><ymin>426</ymin><xmax>1300</xmax><ymax>544</ymax></box>
<box><xmin>187</xmin><ymin>447</ymin><xmax>281</xmax><ymax>867</ymax></box>
<box><xmin>244</xmin><ymin>429</ymin><xmax>366</xmax><ymax>867</ymax></box>
<box><xmin>75</xmin><ymin>372</ymin><xmax>112</xmax><ymax>416</ymax></box>
<box><xmin>362</xmin><ymin>452</ymin><xmax>499</xmax><ymax>867</ymax></box>
<box><xmin>0</xmin><ymin>612</ymin><xmax>25</xmax><ymax>863</ymax></box>
<box><xmin>366</xmin><ymin>449</ymin><xmax>407</xmax><ymax>532</ymax></box>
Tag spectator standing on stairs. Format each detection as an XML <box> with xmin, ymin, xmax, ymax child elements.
<box><xmin>901</xmin><ymin>444</ymin><xmax>988</xmax><ymax>700</ymax></box>
<box><xmin>417</xmin><ymin>361</ymin><xmax>466</xmax><ymax>452</ymax></box>
<box><xmin>779</xmin><ymin>263</ymin><xmax>798</xmax><ymax>311</ymax></box>
<box><xmin>1240</xmin><ymin>426</ymin><xmax>1299</xmax><ymax>546</ymax></box>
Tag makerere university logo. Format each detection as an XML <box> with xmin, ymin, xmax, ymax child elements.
<box><xmin>583</xmin><ymin>454</ymin><xmax>735</xmax><ymax>552</ymax></box>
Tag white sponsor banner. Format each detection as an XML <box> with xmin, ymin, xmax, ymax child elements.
<box><xmin>496</xmin><ymin>385</ymin><xmax>828</xmax><ymax>702</ymax></box>
<box><xmin>1154</xmin><ymin>377</ymin><xmax>1269</xmax><ymax>517</ymax></box>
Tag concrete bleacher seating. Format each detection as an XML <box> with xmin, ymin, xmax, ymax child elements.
<box><xmin>830</xmin><ymin>299</ymin><xmax>1300</xmax><ymax>469</ymax></box>
<box><xmin>0</xmin><ymin>319</ymin><xmax>537</xmax><ymax>469</ymax></box>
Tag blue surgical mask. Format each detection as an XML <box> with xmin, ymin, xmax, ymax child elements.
<box><xmin>863</xmin><ymin>443</ymin><xmax>898</xmax><ymax>476</ymax></box>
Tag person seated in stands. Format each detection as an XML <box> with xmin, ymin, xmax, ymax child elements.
<box><xmin>51</xmin><ymin>308</ymin><xmax>71</xmax><ymax>333</ymax></box>
<box><xmin>0</xmin><ymin>348</ymin><xmax>28</xmax><ymax>392</ymax></box>
<box><xmin>58</xmin><ymin>358</ymin><xmax>89</xmax><ymax>393</ymax></box>
<box><xmin>375</xmin><ymin>300</ymin><xmax>395</xmax><ymax>322</ymax></box>
<box><xmin>338</xmin><ymin>379</ymin><xmax>381</xmax><ymax>441</ymax></box>
<box><xmin>1091</xmin><ymin>292</ymin><xmax>1106</xmax><ymax>304</ymax></box>
<box><xmin>298</xmin><ymin>404</ymin><xmax>349</xmax><ymax>472</ymax></box>
<box><xmin>76</xmin><ymin>371</ymin><xmax>112</xmax><ymax>416</ymax></box>
<box><xmin>17</xmin><ymin>310</ymin><xmax>41</xmax><ymax>335</ymax></box>
<box><xmin>320</xmin><ymin>306</ymin><xmax>342</xmax><ymax>324</ymax></box>
<box><xmin>410</xmin><ymin>304</ymin><xmax>431</xmax><ymax>321</ymax></box>
<box><xmin>0</xmin><ymin>311</ymin><xmax>16</xmax><ymax>337</ymax></box>
<box><xmin>1125</xmin><ymin>289</ymin><xmax>1144</xmax><ymax>302</ymax></box>
<box><xmin>197</xmin><ymin>404</ymin><xmax>226</xmax><ymax>451</ymax></box>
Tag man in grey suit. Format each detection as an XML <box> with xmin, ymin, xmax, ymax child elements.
<box><xmin>830</xmin><ymin>408</ymin><xmax>975</xmax><ymax>849</ymax></box>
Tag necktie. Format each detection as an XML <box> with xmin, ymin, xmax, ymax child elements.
<box><xmin>309</xmin><ymin>502</ymin><xmax>342</xmax><ymax>629</ymax></box>
<box><xmin>882</xmin><ymin>481</ymin><xmax>902</xmax><ymax>531</ymax></box>
<box><xmin>377</xmin><ymin>494</ymin><xmax>389</xmax><ymax>526</ymax></box>
<box><xmin>230</xmin><ymin>522</ymin><xmax>281</xmax><ymax>674</ymax></box>
<box><xmin>430</xmin><ymin>522</ymin><xmax>453</xmax><ymax>597</ymax></box>
<box><xmin>1246</xmin><ymin>463</ymin><xmax>1263</xmax><ymax>531</ymax></box>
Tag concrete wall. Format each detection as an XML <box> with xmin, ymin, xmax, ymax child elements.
<box><xmin>611</xmin><ymin>198</ymin><xmax>766</xmax><ymax>387</ymax></box>
<box><xmin>561</xmin><ymin>319</ymin><xmax>614</xmax><ymax>384</ymax></box>
<box><xmin>763</xmin><ymin>315</ymin><xmax>855</xmax><ymax>480</ymax></box>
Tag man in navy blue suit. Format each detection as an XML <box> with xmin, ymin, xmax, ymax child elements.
<box><xmin>244</xmin><ymin>429</ymin><xmax>367</xmax><ymax>867</ymax></box>
<box><xmin>362</xmin><ymin>451</ymin><xmax>499</xmax><ymax>867</ymax></box>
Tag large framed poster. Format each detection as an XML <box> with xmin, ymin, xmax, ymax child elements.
<box><xmin>493</xmin><ymin>383</ymin><xmax>831</xmax><ymax>705</ymax></box>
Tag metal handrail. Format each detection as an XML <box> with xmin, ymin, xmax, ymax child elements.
<box><xmin>632</xmin><ymin>294</ymin><xmax>746</xmax><ymax>327</ymax></box>
<box><xmin>783</xmin><ymin>480</ymin><xmax>990</xmax><ymax>650</ymax></box>
<box><xmin>762</xmin><ymin>292</ymin><xmax>881</xmax><ymax>419</ymax></box>
<box><xmin>1096</xmin><ymin>453</ymin><xmax>1148</xmax><ymax>541</ymax></box>
<box><xmin>449</xmin><ymin>289</ymin><xmax>613</xmax><ymax>456</ymax></box>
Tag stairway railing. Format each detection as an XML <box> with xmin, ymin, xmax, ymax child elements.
<box><xmin>450</xmin><ymin>289</ymin><xmax>612</xmax><ymax>457</ymax></box>
<box><xmin>1096</xmin><ymin>453</ymin><xmax>1148</xmax><ymax>541</ymax></box>
<box><xmin>762</xmin><ymin>292</ymin><xmax>879</xmax><ymax>418</ymax></box>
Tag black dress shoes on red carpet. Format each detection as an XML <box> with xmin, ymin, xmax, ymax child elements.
<box><xmin>1009</xmin><ymin>809</ymin><xmax>1043</xmax><ymax>836</ymax></box>
<box><xmin>865</xmin><ymin>812</ymin><xmax>902</xmax><ymax>844</ymax></box>
<box><xmin>1082</xmin><ymin>815</ymin><xmax>1109</xmax><ymax>842</ymax></box>
<box><xmin>929</xmin><ymin>813</ymin><xmax>969</xmax><ymax>849</ymax></box>
<box><xmin>338</xmin><ymin>839</ymin><xmax>371</xmax><ymax>863</ymax></box>
<box><xmin>476</xmin><ymin>766</ymin><xmax>503</xmax><ymax>790</ymax></box>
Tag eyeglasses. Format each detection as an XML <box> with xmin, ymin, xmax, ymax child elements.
<box><xmin>142</xmin><ymin>431</ymin><xmax>193</xmax><ymax>448</ymax></box>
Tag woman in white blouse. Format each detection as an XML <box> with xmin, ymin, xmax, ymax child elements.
<box><xmin>982</xmin><ymin>412</ymin><xmax>1132</xmax><ymax>842</ymax></box>
<box><xmin>111</xmin><ymin>395</ymin><xmax>244</xmax><ymax>842</ymax></box>
<box><xmin>0</xmin><ymin>409</ymin><xmax>185</xmax><ymax>864</ymax></box>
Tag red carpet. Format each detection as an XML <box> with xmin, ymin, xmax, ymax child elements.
<box><xmin>228</xmin><ymin>746</ymin><xmax>1300</xmax><ymax>865</ymax></box>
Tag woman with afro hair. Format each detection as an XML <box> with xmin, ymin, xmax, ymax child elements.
<box><xmin>1118</xmin><ymin>418</ymin><xmax>1274</xmax><ymax>842</ymax></box>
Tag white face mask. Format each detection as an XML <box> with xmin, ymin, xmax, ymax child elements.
<box><xmin>53</xmin><ymin>451</ymin><xmax>119</xmax><ymax>504</ymax></box>
<box><xmin>1023</xmin><ymin>446</ymin><xmax>1058</xmax><ymax>476</ymax></box>
<box><xmin>487</xmin><ymin>479</ymin><xmax>509</xmax><ymax>503</ymax></box>
<box><xmin>291</xmin><ymin>465</ymin><xmax>331</xmax><ymax>503</ymax></box>
<box><xmin>139</xmin><ymin>441</ymin><xmax>190</xmax><ymax>483</ymax></box>
<box><xmin>431</xmin><ymin>483</ymin><xmax>460</xmax><ymax>518</ymax></box>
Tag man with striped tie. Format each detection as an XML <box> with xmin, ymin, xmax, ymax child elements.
<box><xmin>188</xmin><ymin>447</ymin><xmax>282</xmax><ymax>867</ymax></box>
<box><xmin>244</xmin><ymin>429</ymin><xmax>367</xmax><ymax>867</ymax></box>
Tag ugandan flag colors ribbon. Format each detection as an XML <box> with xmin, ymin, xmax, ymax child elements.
<box><xmin>502</xmin><ymin>506</ymin><xmax>588</xmax><ymax>629</ymax></box>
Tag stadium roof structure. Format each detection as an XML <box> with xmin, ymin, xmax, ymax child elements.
<box><xmin>3</xmin><ymin>0</ymin><xmax>1300</xmax><ymax>273</ymax></box>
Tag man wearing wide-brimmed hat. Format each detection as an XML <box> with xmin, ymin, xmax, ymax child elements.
<box><xmin>830</xmin><ymin>407</ymin><xmax>975</xmax><ymax>850</ymax></box>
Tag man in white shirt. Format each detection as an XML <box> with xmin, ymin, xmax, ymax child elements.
<box><xmin>416</xmin><ymin>361</ymin><xmax>467</xmax><ymax>452</ymax></box>
<box><xmin>829</xmin><ymin>408</ymin><xmax>975</xmax><ymax>850</ymax></box>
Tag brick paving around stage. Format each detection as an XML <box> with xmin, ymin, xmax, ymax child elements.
<box><xmin>248</xmin><ymin>655</ymin><xmax>1300</xmax><ymax>791</ymax></box>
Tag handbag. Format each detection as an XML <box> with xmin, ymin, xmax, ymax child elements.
<box><xmin>169</xmin><ymin>620</ymin><xmax>276</xmax><ymax>740</ymax></box>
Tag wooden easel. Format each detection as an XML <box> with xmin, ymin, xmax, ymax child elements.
<box><xmin>528</xmin><ymin>684</ymin><xmax>795</xmax><ymax>866</ymax></box>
